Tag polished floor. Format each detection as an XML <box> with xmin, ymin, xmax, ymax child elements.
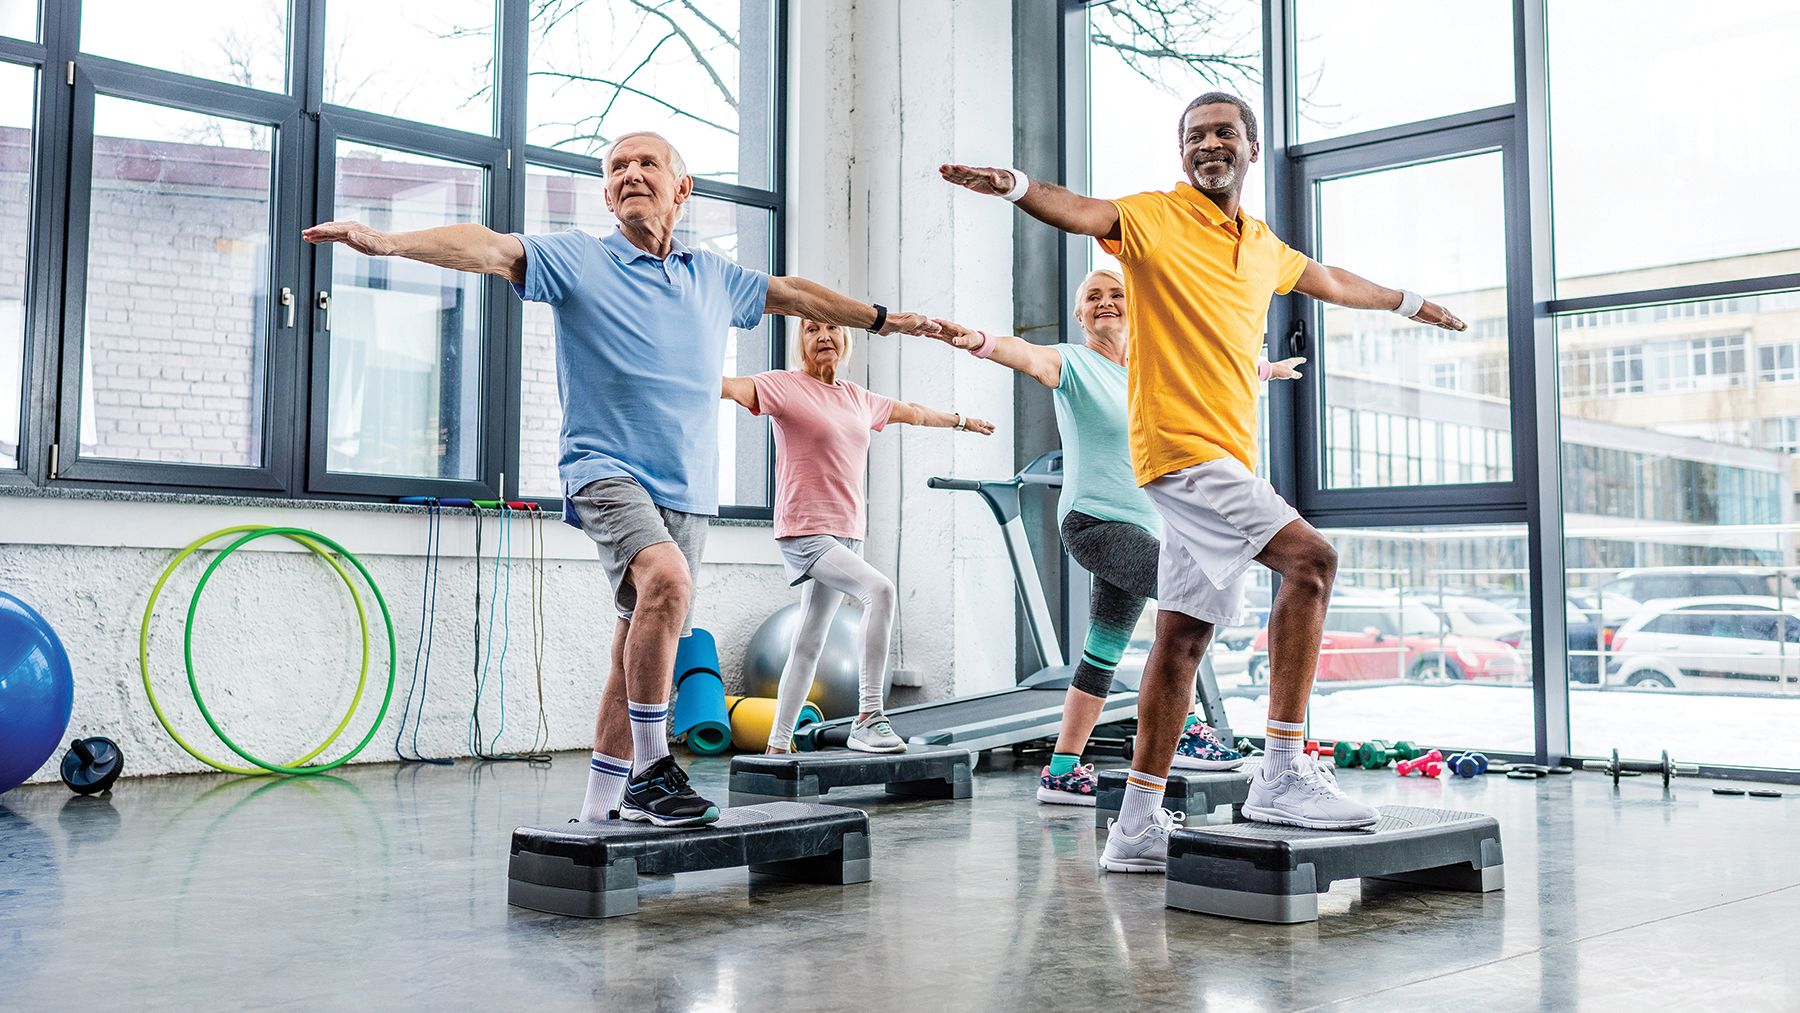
<box><xmin>4</xmin><ymin>750</ymin><xmax>1798</xmax><ymax>1011</ymax></box>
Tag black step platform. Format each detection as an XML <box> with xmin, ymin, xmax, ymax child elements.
<box><xmin>1094</xmin><ymin>768</ymin><xmax>1252</xmax><ymax>829</ymax></box>
<box><xmin>508</xmin><ymin>802</ymin><xmax>870</xmax><ymax>918</ymax></box>
<box><xmin>728</xmin><ymin>747</ymin><xmax>973</xmax><ymax>806</ymax></box>
<box><xmin>1165</xmin><ymin>805</ymin><xmax>1503</xmax><ymax>924</ymax></box>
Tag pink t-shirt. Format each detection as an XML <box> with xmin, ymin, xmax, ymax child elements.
<box><xmin>751</xmin><ymin>369</ymin><xmax>897</xmax><ymax>539</ymax></box>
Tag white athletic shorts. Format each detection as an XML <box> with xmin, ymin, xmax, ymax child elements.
<box><xmin>1145</xmin><ymin>456</ymin><xmax>1301</xmax><ymax>626</ymax></box>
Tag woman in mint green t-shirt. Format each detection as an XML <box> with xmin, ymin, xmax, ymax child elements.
<box><xmin>933</xmin><ymin>270</ymin><xmax>1301</xmax><ymax>806</ymax></box>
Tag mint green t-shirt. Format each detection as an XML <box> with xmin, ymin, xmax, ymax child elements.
<box><xmin>1052</xmin><ymin>343</ymin><xmax>1163</xmax><ymax>537</ymax></box>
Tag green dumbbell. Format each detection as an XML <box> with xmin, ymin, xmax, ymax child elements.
<box><xmin>1333</xmin><ymin>740</ymin><xmax>1362</xmax><ymax>768</ymax></box>
<box><xmin>1392</xmin><ymin>740</ymin><xmax>1425</xmax><ymax>761</ymax></box>
<box><xmin>1360</xmin><ymin>739</ymin><xmax>1426</xmax><ymax>768</ymax></box>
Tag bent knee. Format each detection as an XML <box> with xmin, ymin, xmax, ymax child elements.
<box><xmin>863</xmin><ymin>575</ymin><xmax>897</xmax><ymax>615</ymax></box>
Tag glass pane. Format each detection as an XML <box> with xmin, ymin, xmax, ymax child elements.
<box><xmin>79</xmin><ymin>98</ymin><xmax>272</xmax><ymax>467</ymax></box>
<box><xmin>1088</xmin><ymin>0</ymin><xmax>1265</xmax><ymax>278</ymax></box>
<box><xmin>1</xmin><ymin>0</ymin><xmax>36</xmax><ymax>41</ymax></box>
<box><xmin>324</xmin><ymin>0</ymin><xmax>496</xmax><ymax>135</ymax></box>
<box><xmin>527</xmin><ymin>0</ymin><xmax>775</xmax><ymax>189</ymax></box>
<box><xmin>1550</xmin><ymin>2</ymin><xmax>1800</xmax><ymax>295</ymax></box>
<box><xmin>1560</xmin><ymin>292</ymin><xmax>1800</xmax><ymax>770</ymax></box>
<box><xmin>327</xmin><ymin>142</ymin><xmax>484</xmax><ymax>480</ymax></box>
<box><xmin>1292</xmin><ymin>0</ymin><xmax>1513</xmax><ymax>143</ymax></box>
<box><xmin>1317</xmin><ymin>152</ymin><xmax>1511</xmax><ymax>489</ymax></box>
<box><xmin>1295</xmin><ymin>525</ymin><xmax>1534</xmax><ymax>755</ymax></box>
<box><xmin>0</xmin><ymin>63</ymin><xmax>30</xmax><ymax>470</ymax></box>
<box><xmin>81</xmin><ymin>0</ymin><xmax>288</xmax><ymax>92</ymax></box>
<box><xmin>520</xmin><ymin>162</ymin><xmax>773</xmax><ymax>505</ymax></box>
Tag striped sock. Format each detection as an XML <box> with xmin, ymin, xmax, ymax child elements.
<box><xmin>581</xmin><ymin>751</ymin><xmax>630</xmax><ymax>822</ymax></box>
<box><xmin>1261</xmin><ymin>717</ymin><xmax>1306</xmax><ymax>775</ymax></box>
<box><xmin>628</xmin><ymin>699</ymin><xmax>671</xmax><ymax>775</ymax></box>
<box><xmin>1118</xmin><ymin>768</ymin><xmax>1168</xmax><ymax>836</ymax></box>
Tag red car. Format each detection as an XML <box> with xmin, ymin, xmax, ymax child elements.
<box><xmin>1248</xmin><ymin>595</ymin><xmax>1525</xmax><ymax>682</ymax></box>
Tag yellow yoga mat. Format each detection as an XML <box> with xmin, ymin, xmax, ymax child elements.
<box><xmin>725</xmin><ymin>695</ymin><xmax>823</xmax><ymax>752</ymax></box>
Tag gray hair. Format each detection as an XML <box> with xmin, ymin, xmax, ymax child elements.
<box><xmin>1178</xmin><ymin>92</ymin><xmax>1258</xmax><ymax>146</ymax></box>
<box><xmin>603</xmin><ymin>131</ymin><xmax>689</xmax><ymax>180</ymax></box>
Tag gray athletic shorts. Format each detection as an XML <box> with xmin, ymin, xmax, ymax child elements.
<box><xmin>776</xmin><ymin>534</ymin><xmax>863</xmax><ymax>586</ymax></box>
<box><xmin>570</xmin><ymin>477</ymin><xmax>708</xmax><ymax>634</ymax></box>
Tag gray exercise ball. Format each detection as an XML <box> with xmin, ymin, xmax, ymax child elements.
<box><xmin>740</xmin><ymin>601</ymin><xmax>889</xmax><ymax>720</ymax></box>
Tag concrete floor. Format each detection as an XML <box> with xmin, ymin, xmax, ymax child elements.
<box><xmin>4</xmin><ymin>751</ymin><xmax>1798</xmax><ymax>1011</ymax></box>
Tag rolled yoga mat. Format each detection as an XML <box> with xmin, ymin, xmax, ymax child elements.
<box><xmin>670</xmin><ymin>630</ymin><xmax>731</xmax><ymax>755</ymax></box>
<box><xmin>726</xmin><ymin>695</ymin><xmax>823</xmax><ymax>753</ymax></box>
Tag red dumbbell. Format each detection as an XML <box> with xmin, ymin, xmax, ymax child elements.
<box><xmin>1396</xmin><ymin>750</ymin><xmax>1445</xmax><ymax>777</ymax></box>
<box><xmin>1304</xmin><ymin>741</ymin><xmax>1329</xmax><ymax>759</ymax></box>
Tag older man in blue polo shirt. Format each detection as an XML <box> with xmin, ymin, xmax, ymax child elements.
<box><xmin>305</xmin><ymin>131</ymin><xmax>943</xmax><ymax>828</ymax></box>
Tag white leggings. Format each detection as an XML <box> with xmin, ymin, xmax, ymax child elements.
<box><xmin>767</xmin><ymin>544</ymin><xmax>897</xmax><ymax>751</ymax></box>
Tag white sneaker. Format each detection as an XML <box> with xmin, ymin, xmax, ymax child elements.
<box><xmin>1099</xmin><ymin>809</ymin><xmax>1186</xmax><ymax>874</ymax></box>
<box><xmin>846</xmin><ymin>710</ymin><xmax>906</xmax><ymax>753</ymax></box>
<box><xmin>1244</xmin><ymin>754</ymin><xmax>1380</xmax><ymax>830</ymax></box>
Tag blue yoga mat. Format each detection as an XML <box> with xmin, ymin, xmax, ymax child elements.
<box><xmin>671</xmin><ymin>629</ymin><xmax>731</xmax><ymax>755</ymax></box>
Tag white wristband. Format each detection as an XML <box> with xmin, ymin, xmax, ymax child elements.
<box><xmin>1000</xmin><ymin>168</ymin><xmax>1030</xmax><ymax>203</ymax></box>
<box><xmin>1394</xmin><ymin>289</ymin><xmax>1425</xmax><ymax>318</ymax></box>
<box><xmin>953</xmin><ymin>413</ymin><xmax>967</xmax><ymax>431</ymax></box>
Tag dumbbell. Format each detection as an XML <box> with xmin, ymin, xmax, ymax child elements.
<box><xmin>1357</xmin><ymin>740</ymin><xmax>1424</xmax><ymax>769</ymax></box>
<box><xmin>1333</xmin><ymin>740</ymin><xmax>1362</xmax><ymax>768</ymax></box>
<box><xmin>1303</xmin><ymin>741</ymin><xmax>1328</xmax><ymax>760</ymax></box>
<box><xmin>1445</xmin><ymin>752</ymin><xmax>1490</xmax><ymax>778</ymax></box>
<box><xmin>1584</xmin><ymin>747</ymin><xmax>1698</xmax><ymax>787</ymax></box>
<box><xmin>1396</xmin><ymin>750</ymin><xmax>1445</xmax><ymax>777</ymax></box>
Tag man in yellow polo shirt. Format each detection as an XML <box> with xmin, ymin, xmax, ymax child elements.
<box><xmin>941</xmin><ymin>91</ymin><xmax>1465</xmax><ymax>872</ymax></box>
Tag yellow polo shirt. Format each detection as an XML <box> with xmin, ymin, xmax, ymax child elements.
<box><xmin>1100</xmin><ymin>183</ymin><xmax>1310</xmax><ymax>485</ymax></box>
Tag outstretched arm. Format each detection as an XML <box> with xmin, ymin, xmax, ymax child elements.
<box><xmin>939</xmin><ymin>164</ymin><xmax>1120</xmax><ymax>241</ymax></box>
<box><xmin>763</xmin><ymin>276</ymin><xmax>940</xmax><ymax>337</ymax></box>
<box><xmin>720</xmin><ymin>376</ymin><xmax>759</xmax><ymax>412</ymax></box>
<box><xmin>926</xmin><ymin>319</ymin><xmax>1064</xmax><ymax>388</ymax></box>
<box><xmin>1291</xmin><ymin>260</ymin><xmax>1466</xmax><ymax>331</ymax></box>
<box><xmin>302</xmin><ymin>221</ymin><xmax>525</xmax><ymax>284</ymax></box>
<box><xmin>886</xmin><ymin>402</ymin><xmax>996</xmax><ymax>434</ymax></box>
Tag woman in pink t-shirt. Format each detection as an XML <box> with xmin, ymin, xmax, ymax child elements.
<box><xmin>723</xmin><ymin>318</ymin><xmax>995</xmax><ymax>754</ymax></box>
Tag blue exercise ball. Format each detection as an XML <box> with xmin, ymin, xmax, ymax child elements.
<box><xmin>0</xmin><ymin>591</ymin><xmax>75</xmax><ymax>795</ymax></box>
<box><xmin>740</xmin><ymin>602</ymin><xmax>888</xmax><ymax>721</ymax></box>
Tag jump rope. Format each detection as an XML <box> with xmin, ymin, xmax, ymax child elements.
<box><xmin>392</xmin><ymin>498</ymin><xmax>552</xmax><ymax>765</ymax></box>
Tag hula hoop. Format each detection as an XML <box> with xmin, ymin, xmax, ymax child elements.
<box><xmin>141</xmin><ymin>525</ymin><xmax>372</xmax><ymax>776</ymax></box>
<box><xmin>183</xmin><ymin>526</ymin><xmax>397</xmax><ymax>776</ymax></box>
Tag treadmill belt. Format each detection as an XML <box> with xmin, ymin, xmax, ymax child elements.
<box><xmin>884</xmin><ymin>687</ymin><xmax>1068</xmax><ymax>737</ymax></box>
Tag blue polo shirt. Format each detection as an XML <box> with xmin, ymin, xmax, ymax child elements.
<box><xmin>511</xmin><ymin>228</ymin><xmax>770</xmax><ymax>524</ymax></box>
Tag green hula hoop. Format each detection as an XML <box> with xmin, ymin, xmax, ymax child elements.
<box><xmin>183</xmin><ymin>526</ymin><xmax>397</xmax><ymax>776</ymax></box>
<box><xmin>141</xmin><ymin>525</ymin><xmax>372</xmax><ymax>776</ymax></box>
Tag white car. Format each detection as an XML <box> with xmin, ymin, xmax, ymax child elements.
<box><xmin>1606</xmin><ymin>596</ymin><xmax>1800</xmax><ymax>691</ymax></box>
<box><xmin>1431</xmin><ymin>595</ymin><xmax>1527</xmax><ymax>641</ymax></box>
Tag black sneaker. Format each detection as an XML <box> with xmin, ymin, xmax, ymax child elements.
<box><xmin>619</xmin><ymin>756</ymin><xmax>721</xmax><ymax>828</ymax></box>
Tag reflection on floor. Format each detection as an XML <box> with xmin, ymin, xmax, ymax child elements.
<box><xmin>3</xmin><ymin>752</ymin><xmax>1797</xmax><ymax>1009</ymax></box>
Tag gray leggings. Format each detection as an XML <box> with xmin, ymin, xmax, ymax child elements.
<box><xmin>1059</xmin><ymin>511</ymin><xmax>1159</xmax><ymax>698</ymax></box>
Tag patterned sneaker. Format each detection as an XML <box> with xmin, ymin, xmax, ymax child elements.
<box><xmin>1171</xmin><ymin>721</ymin><xmax>1247</xmax><ymax>771</ymax></box>
<box><xmin>1099</xmin><ymin>808</ymin><xmax>1186</xmax><ymax>873</ymax></box>
<box><xmin>619</xmin><ymin>756</ymin><xmax>721</xmax><ymax>828</ymax></box>
<box><xmin>846</xmin><ymin>710</ymin><xmax>907</xmax><ymax>753</ymax></box>
<box><xmin>1037</xmin><ymin>762</ymin><xmax>1099</xmax><ymax>806</ymax></box>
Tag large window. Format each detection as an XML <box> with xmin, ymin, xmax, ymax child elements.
<box><xmin>5</xmin><ymin>1</ymin><xmax>784</xmax><ymax>509</ymax></box>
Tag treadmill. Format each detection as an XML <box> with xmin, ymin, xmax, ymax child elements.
<box><xmin>798</xmin><ymin>451</ymin><xmax>1235</xmax><ymax>756</ymax></box>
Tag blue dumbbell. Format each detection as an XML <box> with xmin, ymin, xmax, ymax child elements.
<box><xmin>1446</xmin><ymin>752</ymin><xmax>1489</xmax><ymax>778</ymax></box>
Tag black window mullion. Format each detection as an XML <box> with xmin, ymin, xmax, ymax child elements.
<box><xmin>496</xmin><ymin>0</ymin><xmax>528</xmax><ymax>502</ymax></box>
<box><xmin>3</xmin><ymin>3</ymin><xmax>62</xmax><ymax>490</ymax></box>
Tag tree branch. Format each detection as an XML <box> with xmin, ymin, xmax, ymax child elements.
<box><xmin>627</xmin><ymin>0</ymin><xmax>738</xmax><ymax>111</ymax></box>
<box><xmin>531</xmin><ymin>70</ymin><xmax>738</xmax><ymax>135</ymax></box>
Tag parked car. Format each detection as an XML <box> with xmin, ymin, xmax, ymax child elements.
<box><xmin>1587</xmin><ymin>568</ymin><xmax>1800</xmax><ymax>626</ymax></box>
<box><xmin>1431</xmin><ymin>595</ymin><xmax>1527</xmax><ymax>641</ymax></box>
<box><xmin>1606</xmin><ymin>595</ymin><xmax>1800</xmax><ymax>690</ymax></box>
<box><xmin>1489</xmin><ymin>598</ymin><xmax>1602</xmax><ymax>684</ymax></box>
<box><xmin>1248</xmin><ymin>593</ymin><xmax>1524</xmax><ymax>683</ymax></box>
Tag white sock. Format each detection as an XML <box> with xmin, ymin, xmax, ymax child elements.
<box><xmin>1118</xmin><ymin>769</ymin><xmax>1168</xmax><ymax>836</ymax></box>
<box><xmin>628</xmin><ymin>699</ymin><xmax>671</xmax><ymax>775</ymax></box>
<box><xmin>581</xmin><ymin>751</ymin><xmax>630</xmax><ymax>821</ymax></box>
<box><xmin>1260</xmin><ymin>718</ymin><xmax>1306</xmax><ymax>776</ymax></box>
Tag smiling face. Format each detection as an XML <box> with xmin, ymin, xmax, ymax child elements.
<box><xmin>603</xmin><ymin>133</ymin><xmax>690</xmax><ymax>228</ymax></box>
<box><xmin>800</xmin><ymin>318</ymin><xmax>852</xmax><ymax>372</ymax></box>
<box><xmin>1180</xmin><ymin>102</ymin><xmax>1258</xmax><ymax>198</ymax></box>
<box><xmin>1074</xmin><ymin>271</ymin><xmax>1127</xmax><ymax>345</ymax></box>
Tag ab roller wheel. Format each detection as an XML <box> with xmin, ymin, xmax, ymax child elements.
<box><xmin>140</xmin><ymin>525</ymin><xmax>396</xmax><ymax>776</ymax></box>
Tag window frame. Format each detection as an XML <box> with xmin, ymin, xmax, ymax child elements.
<box><xmin>4</xmin><ymin>0</ymin><xmax>788</xmax><ymax>518</ymax></box>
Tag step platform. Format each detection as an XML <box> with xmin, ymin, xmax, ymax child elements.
<box><xmin>729</xmin><ymin>747</ymin><xmax>973</xmax><ymax>806</ymax></box>
<box><xmin>1165</xmin><ymin>805</ymin><xmax>1503</xmax><ymax>924</ymax></box>
<box><xmin>507</xmin><ymin>801</ymin><xmax>870</xmax><ymax>918</ymax></box>
<box><xmin>1094</xmin><ymin>768</ymin><xmax>1252</xmax><ymax>829</ymax></box>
